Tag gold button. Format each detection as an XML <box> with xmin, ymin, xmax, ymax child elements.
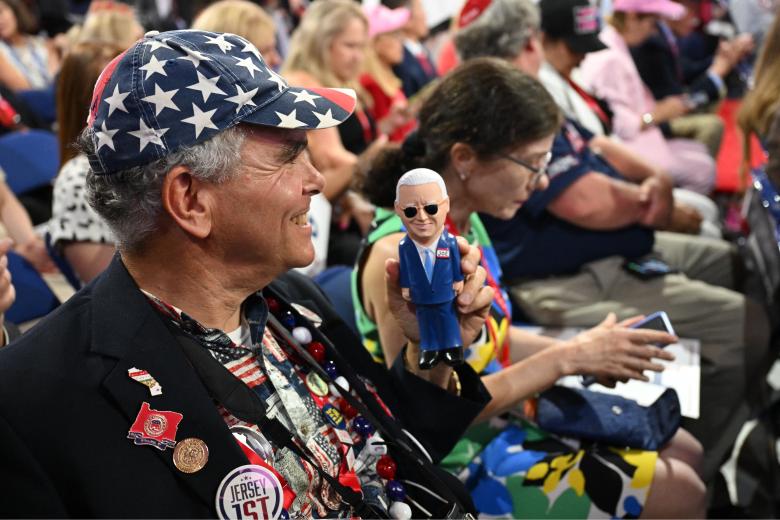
<box><xmin>173</xmin><ymin>437</ymin><xmax>209</xmax><ymax>474</ymax></box>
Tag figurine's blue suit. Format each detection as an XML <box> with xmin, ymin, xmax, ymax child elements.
<box><xmin>398</xmin><ymin>230</ymin><xmax>464</xmax><ymax>352</ymax></box>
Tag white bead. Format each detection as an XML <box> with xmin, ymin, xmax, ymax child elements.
<box><xmin>330</xmin><ymin>376</ymin><xmax>349</xmax><ymax>397</ymax></box>
<box><xmin>334</xmin><ymin>376</ymin><xmax>349</xmax><ymax>392</ymax></box>
<box><xmin>389</xmin><ymin>501</ymin><xmax>412</xmax><ymax>519</ymax></box>
<box><xmin>366</xmin><ymin>434</ymin><xmax>387</xmax><ymax>456</ymax></box>
<box><xmin>144</xmin><ymin>30</ymin><xmax>160</xmax><ymax>38</ymax></box>
<box><xmin>292</xmin><ymin>326</ymin><xmax>312</xmax><ymax>345</ymax></box>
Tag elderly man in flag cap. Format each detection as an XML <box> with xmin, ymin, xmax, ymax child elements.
<box><xmin>0</xmin><ymin>30</ymin><xmax>494</xmax><ymax>519</ymax></box>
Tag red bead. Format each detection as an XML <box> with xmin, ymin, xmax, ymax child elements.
<box><xmin>338</xmin><ymin>398</ymin><xmax>357</xmax><ymax>419</ymax></box>
<box><xmin>267</xmin><ymin>297</ymin><xmax>280</xmax><ymax>314</ymax></box>
<box><xmin>376</xmin><ymin>455</ymin><xmax>397</xmax><ymax>480</ymax></box>
<box><xmin>307</xmin><ymin>341</ymin><xmax>326</xmax><ymax>364</ymax></box>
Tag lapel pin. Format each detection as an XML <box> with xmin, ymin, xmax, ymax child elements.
<box><xmin>173</xmin><ymin>437</ymin><xmax>209</xmax><ymax>474</ymax></box>
<box><xmin>128</xmin><ymin>367</ymin><xmax>163</xmax><ymax>396</ymax></box>
<box><xmin>127</xmin><ymin>402</ymin><xmax>182</xmax><ymax>451</ymax></box>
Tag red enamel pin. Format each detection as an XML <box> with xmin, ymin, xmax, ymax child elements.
<box><xmin>127</xmin><ymin>402</ymin><xmax>183</xmax><ymax>451</ymax></box>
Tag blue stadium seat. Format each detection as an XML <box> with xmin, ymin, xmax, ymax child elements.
<box><xmin>5</xmin><ymin>251</ymin><xmax>59</xmax><ymax>324</ymax></box>
<box><xmin>0</xmin><ymin>130</ymin><xmax>59</xmax><ymax>195</ymax></box>
<box><xmin>16</xmin><ymin>87</ymin><xmax>57</xmax><ymax>126</ymax></box>
<box><xmin>312</xmin><ymin>265</ymin><xmax>358</xmax><ymax>334</ymax></box>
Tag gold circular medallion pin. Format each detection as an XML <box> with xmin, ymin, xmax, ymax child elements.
<box><xmin>173</xmin><ymin>437</ymin><xmax>209</xmax><ymax>474</ymax></box>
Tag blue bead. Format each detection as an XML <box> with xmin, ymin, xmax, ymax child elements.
<box><xmin>386</xmin><ymin>480</ymin><xmax>406</xmax><ymax>501</ymax></box>
<box><xmin>352</xmin><ymin>415</ymin><xmax>374</xmax><ymax>437</ymax></box>
<box><xmin>281</xmin><ymin>310</ymin><xmax>296</xmax><ymax>329</ymax></box>
<box><xmin>323</xmin><ymin>360</ymin><xmax>339</xmax><ymax>379</ymax></box>
<box><xmin>279</xmin><ymin>509</ymin><xmax>290</xmax><ymax>520</ymax></box>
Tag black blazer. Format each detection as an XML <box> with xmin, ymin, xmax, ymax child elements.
<box><xmin>0</xmin><ymin>257</ymin><xmax>489</xmax><ymax>517</ymax></box>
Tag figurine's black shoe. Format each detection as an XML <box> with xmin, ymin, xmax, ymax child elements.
<box><xmin>418</xmin><ymin>349</ymin><xmax>441</xmax><ymax>370</ymax></box>
<box><xmin>442</xmin><ymin>347</ymin><xmax>464</xmax><ymax>367</ymax></box>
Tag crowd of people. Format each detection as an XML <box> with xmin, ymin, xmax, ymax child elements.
<box><xmin>0</xmin><ymin>0</ymin><xmax>778</xmax><ymax>518</ymax></box>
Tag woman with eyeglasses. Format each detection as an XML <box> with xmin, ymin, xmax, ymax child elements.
<box><xmin>353</xmin><ymin>58</ymin><xmax>703</xmax><ymax>519</ymax></box>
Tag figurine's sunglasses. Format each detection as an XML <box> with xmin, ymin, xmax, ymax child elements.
<box><xmin>402</xmin><ymin>199</ymin><xmax>445</xmax><ymax>219</ymax></box>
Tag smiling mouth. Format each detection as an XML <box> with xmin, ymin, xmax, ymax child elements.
<box><xmin>291</xmin><ymin>211</ymin><xmax>309</xmax><ymax>226</ymax></box>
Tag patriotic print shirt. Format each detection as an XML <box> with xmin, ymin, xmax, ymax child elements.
<box><xmin>143</xmin><ymin>290</ymin><xmax>389</xmax><ymax>518</ymax></box>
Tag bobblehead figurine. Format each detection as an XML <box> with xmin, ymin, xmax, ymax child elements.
<box><xmin>395</xmin><ymin>168</ymin><xmax>465</xmax><ymax>369</ymax></box>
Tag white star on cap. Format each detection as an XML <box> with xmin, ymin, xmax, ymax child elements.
<box><xmin>139</xmin><ymin>55</ymin><xmax>168</xmax><ymax>80</ymax></box>
<box><xmin>128</xmin><ymin>118</ymin><xmax>169</xmax><ymax>152</ymax></box>
<box><xmin>312</xmin><ymin>109</ymin><xmax>340</xmax><ymax>128</ymax></box>
<box><xmin>186</xmin><ymin>70</ymin><xmax>226</xmax><ymax>102</ymax></box>
<box><xmin>204</xmin><ymin>33</ymin><xmax>233</xmax><ymax>53</ymax></box>
<box><xmin>95</xmin><ymin>121</ymin><xmax>119</xmax><ymax>151</ymax></box>
<box><xmin>178</xmin><ymin>46</ymin><xmax>211</xmax><ymax>68</ymax></box>
<box><xmin>275</xmin><ymin>109</ymin><xmax>306</xmax><ymax>129</ymax></box>
<box><xmin>225</xmin><ymin>85</ymin><xmax>258</xmax><ymax>113</ymax></box>
<box><xmin>103</xmin><ymin>84</ymin><xmax>130</xmax><ymax>116</ymax></box>
<box><xmin>143</xmin><ymin>39</ymin><xmax>172</xmax><ymax>53</ymax></box>
<box><xmin>141</xmin><ymin>84</ymin><xmax>180</xmax><ymax>115</ymax></box>
<box><xmin>290</xmin><ymin>90</ymin><xmax>320</xmax><ymax>107</ymax></box>
<box><xmin>234</xmin><ymin>56</ymin><xmax>262</xmax><ymax>78</ymax></box>
<box><xmin>267</xmin><ymin>70</ymin><xmax>287</xmax><ymax>92</ymax></box>
<box><xmin>241</xmin><ymin>41</ymin><xmax>263</xmax><ymax>61</ymax></box>
<box><xmin>182</xmin><ymin>103</ymin><xmax>219</xmax><ymax>138</ymax></box>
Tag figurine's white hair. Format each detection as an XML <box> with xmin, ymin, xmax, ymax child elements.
<box><xmin>395</xmin><ymin>168</ymin><xmax>448</xmax><ymax>204</ymax></box>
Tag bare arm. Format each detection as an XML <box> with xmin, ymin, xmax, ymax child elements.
<box><xmin>0</xmin><ymin>52</ymin><xmax>30</xmax><ymax>91</ymax></box>
<box><xmin>62</xmin><ymin>242</ymin><xmax>115</xmax><ymax>283</ymax></box>
<box><xmin>589</xmin><ymin>135</ymin><xmax>668</xmax><ymax>183</ymax></box>
<box><xmin>477</xmin><ymin>314</ymin><xmax>676</xmax><ymax>421</ymax></box>
<box><xmin>508</xmin><ymin>326</ymin><xmax>560</xmax><ymax>361</ymax></box>
<box><xmin>547</xmin><ymin>172</ymin><xmax>646</xmax><ymax>229</ymax></box>
<box><xmin>0</xmin><ymin>183</ymin><xmax>55</xmax><ymax>272</ymax></box>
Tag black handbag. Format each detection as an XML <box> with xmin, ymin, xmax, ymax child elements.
<box><xmin>535</xmin><ymin>385</ymin><xmax>681</xmax><ymax>450</ymax></box>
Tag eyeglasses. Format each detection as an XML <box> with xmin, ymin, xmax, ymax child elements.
<box><xmin>499</xmin><ymin>151</ymin><xmax>553</xmax><ymax>186</ymax></box>
<box><xmin>401</xmin><ymin>199</ymin><xmax>447</xmax><ymax>219</ymax></box>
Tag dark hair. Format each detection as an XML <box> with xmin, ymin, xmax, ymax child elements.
<box><xmin>0</xmin><ymin>0</ymin><xmax>38</xmax><ymax>35</ymax></box>
<box><xmin>360</xmin><ymin>57</ymin><xmax>561</xmax><ymax>207</ymax></box>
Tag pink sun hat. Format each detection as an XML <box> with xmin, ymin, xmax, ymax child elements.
<box><xmin>612</xmin><ymin>0</ymin><xmax>686</xmax><ymax>20</ymax></box>
<box><xmin>364</xmin><ymin>4</ymin><xmax>411</xmax><ymax>38</ymax></box>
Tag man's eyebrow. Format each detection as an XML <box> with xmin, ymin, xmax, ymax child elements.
<box><xmin>277</xmin><ymin>139</ymin><xmax>309</xmax><ymax>162</ymax></box>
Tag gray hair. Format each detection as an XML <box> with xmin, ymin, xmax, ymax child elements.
<box><xmin>454</xmin><ymin>0</ymin><xmax>540</xmax><ymax>61</ymax></box>
<box><xmin>395</xmin><ymin>168</ymin><xmax>448</xmax><ymax>203</ymax></box>
<box><xmin>82</xmin><ymin>125</ymin><xmax>247</xmax><ymax>252</ymax></box>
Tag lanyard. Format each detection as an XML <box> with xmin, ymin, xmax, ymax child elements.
<box><xmin>233</xmin><ymin>434</ymin><xmax>296</xmax><ymax>510</ymax></box>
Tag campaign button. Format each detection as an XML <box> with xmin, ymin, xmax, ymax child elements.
<box><xmin>173</xmin><ymin>437</ymin><xmax>209</xmax><ymax>474</ymax></box>
<box><xmin>305</xmin><ymin>372</ymin><xmax>329</xmax><ymax>397</ymax></box>
<box><xmin>216</xmin><ymin>464</ymin><xmax>284</xmax><ymax>520</ymax></box>
<box><xmin>322</xmin><ymin>404</ymin><xmax>346</xmax><ymax>430</ymax></box>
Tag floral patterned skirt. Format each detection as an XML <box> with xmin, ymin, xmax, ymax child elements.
<box><xmin>440</xmin><ymin>417</ymin><xmax>657</xmax><ymax>518</ymax></box>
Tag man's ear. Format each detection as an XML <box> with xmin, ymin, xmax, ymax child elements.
<box><xmin>161</xmin><ymin>165</ymin><xmax>213</xmax><ymax>239</ymax></box>
<box><xmin>449</xmin><ymin>142</ymin><xmax>477</xmax><ymax>181</ymax></box>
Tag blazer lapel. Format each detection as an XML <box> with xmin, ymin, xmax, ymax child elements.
<box><xmin>430</xmin><ymin>234</ymin><xmax>448</xmax><ymax>287</ymax></box>
<box><xmin>91</xmin><ymin>257</ymin><xmax>248</xmax><ymax>510</ymax></box>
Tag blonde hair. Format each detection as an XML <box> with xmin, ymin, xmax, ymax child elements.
<box><xmin>362</xmin><ymin>43</ymin><xmax>402</xmax><ymax>99</ymax></box>
<box><xmin>738</xmin><ymin>14</ymin><xmax>780</xmax><ymax>179</ymax></box>
<box><xmin>77</xmin><ymin>5</ymin><xmax>144</xmax><ymax>49</ymax></box>
<box><xmin>192</xmin><ymin>0</ymin><xmax>276</xmax><ymax>51</ymax></box>
<box><xmin>283</xmin><ymin>0</ymin><xmax>367</xmax><ymax>95</ymax></box>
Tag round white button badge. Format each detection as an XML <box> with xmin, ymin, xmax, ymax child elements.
<box><xmin>215</xmin><ymin>464</ymin><xmax>284</xmax><ymax>520</ymax></box>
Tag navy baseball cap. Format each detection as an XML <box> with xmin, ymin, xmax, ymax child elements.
<box><xmin>540</xmin><ymin>0</ymin><xmax>606</xmax><ymax>54</ymax></box>
<box><xmin>87</xmin><ymin>29</ymin><xmax>357</xmax><ymax>175</ymax></box>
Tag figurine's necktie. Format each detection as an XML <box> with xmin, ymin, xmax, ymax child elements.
<box><xmin>424</xmin><ymin>249</ymin><xmax>434</xmax><ymax>282</ymax></box>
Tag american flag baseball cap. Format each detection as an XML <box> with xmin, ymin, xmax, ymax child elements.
<box><xmin>86</xmin><ymin>29</ymin><xmax>357</xmax><ymax>175</ymax></box>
